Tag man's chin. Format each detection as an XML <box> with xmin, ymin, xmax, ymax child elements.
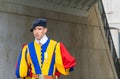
<box><xmin>35</xmin><ymin>37</ymin><xmax>41</xmax><ymax>40</ymax></box>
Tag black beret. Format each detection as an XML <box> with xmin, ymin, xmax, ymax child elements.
<box><xmin>30</xmin><ymin>18</ymin><xmax>47</xmax><ymax>32</ymax></box>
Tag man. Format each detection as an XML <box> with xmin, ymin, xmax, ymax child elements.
<box><xmin>16</xmin><ymin>18</ymin><xmax>76</xmax><ymax>79</ymax></box>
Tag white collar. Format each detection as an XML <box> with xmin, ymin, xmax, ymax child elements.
<box><xmin>35</xmin><ymin>34</ymin><xmax>48</xmax><ymax>45</ymax></box>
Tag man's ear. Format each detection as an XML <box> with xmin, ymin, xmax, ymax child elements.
<box><xmin>44</xmin><ymin>28</ymin><xmax>48</xmax><ymax>33</ymax></box>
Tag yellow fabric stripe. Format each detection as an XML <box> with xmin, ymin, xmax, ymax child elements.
<box><xmin>19</xmin><ymin>45</ymin><xmax>28</xmax><ymax>77</ymax></box>
<box><xmin>30</xmin><ymin>58</ymin><xmax>35</xmax><ymax>74</ymax></box>
<box><xmin>34</xmin><ymin>41</ymin><xmax>42</xmax><ymax>71</ymax></box>
<box><xmin>52</xmin><ymin>63</ymin><xmax>56</xmax><ymax>75</ymax></box>
<box><xmin>27</xmin><ymin>49</ymin><xmax>31</xmax><ymax>66</ymax></box>
<box><xmin>28</xmin><ymin>41</ymin><xmax>42</xmax><ymax>74</ymax></box>
<box><xmin>27</xmin><ymin>49</ymin><xmax>35</xmax><ymax>74</ymax></box>
<box><xmin>22</xmin><ymin>76</ymin><xmax>31</xmax><ymax>79</ymax></box>
<box><xmin>42</xmin><ymin>40</ymin><xmax>56</xmax><ymax>75</ymax></box>
<box><xmin>55</xmin><ymin>43</ymin><xmax>68</xmax><ymax>75</ymax></box>
<box><xmin>26</xmin><ymin>77</ymin><xmax>31</xmax><ymax>79</ymax></box>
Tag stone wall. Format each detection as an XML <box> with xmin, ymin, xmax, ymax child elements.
<box><xmin>0</xmin><ymin>1</ymin><xmax>118</xmax><ymax>79</ymax></box>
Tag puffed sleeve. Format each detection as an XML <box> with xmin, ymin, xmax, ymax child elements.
<box><xmin>60</xmin><ymin>42</ymin><xmax>76</xmax><ymax>70</ymax></box>
<box><xmin>55</xmin><ymin>42</ymin><xmax>76</xmax><ymax>75</ymax></box>
<box><xmin>15</xmin><ymin>44</ymin><xmax>29</xmax><ymax>78</ymax></box>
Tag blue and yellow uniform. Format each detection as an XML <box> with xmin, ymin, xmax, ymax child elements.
<box><xmin>16</xmin><ymin>39</ymin><xmax>76</xmax><ymax>79</ymax></box>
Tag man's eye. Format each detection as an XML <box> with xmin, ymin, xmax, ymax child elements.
<box><xmin>38</xmin><ymin>28</ymin><xmax>42</xmax><ymax>30</ymax></box>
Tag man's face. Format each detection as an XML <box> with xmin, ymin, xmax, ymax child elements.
<box><xmin>33</xmin><ymin>26</ymin><xmax>47</xmax><ymax>40</ymax></box>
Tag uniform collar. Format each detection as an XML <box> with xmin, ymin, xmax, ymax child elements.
<box><xmin>35</xmin><ymin>34</ymin><xmax>48</xmax><ymax>45</ymax></box>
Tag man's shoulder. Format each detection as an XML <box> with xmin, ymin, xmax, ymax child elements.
<box><xmin>28</xmin><ymin>41</ymin><xmax>34</xmax><ymax>45</ymax></box>
<box><xmin>22</xmin><ymin>41</ymin><xmax>34</xmax><ymax>48</ymax></box>
<box><xmin>22</xmin><ymin>43</ymin><xmax>27</xmax><ymax>48</ymax></box>
<box><xmin>50</xmin><ymin>39</ymin><xmax>58</xmax><ymax>43</ymax></box>
<box><xmin>21</xmin><ymin>43</ymin><xmax>28</xmax><ymax>50</ymax></box>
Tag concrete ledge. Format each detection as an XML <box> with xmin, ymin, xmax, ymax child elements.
<box><xmin>0</xmin><ymin>1</ymin><xmax>88</xmax><ymax>25</ymax></box>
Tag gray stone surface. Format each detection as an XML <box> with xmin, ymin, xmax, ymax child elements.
<box><xmin>0</xmin><ymin>1</ymin><xmax>118</xmax><ymax>79</ymax></box>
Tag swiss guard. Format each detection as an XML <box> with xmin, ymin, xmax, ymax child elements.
<box><xmin>15</xmin><ymin>18</ymin><xmax>76</xmax><ymax>79</ymax></box>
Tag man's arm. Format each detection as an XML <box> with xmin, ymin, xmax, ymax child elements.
<box><xmin>55</xmin><ymin>42</ymin><xmax>76</xmax><ymax>76</ymax></box>
<box><xmin>60</xmin><ymin>43</ymin><xmax>76</xmax><ymax>72</ymax></box>
<box><xmin>16</xmin><ymin>44</ymin><xmax>29</xmax><ymax>78</ymax></box>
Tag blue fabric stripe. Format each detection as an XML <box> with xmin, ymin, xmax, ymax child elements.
<box><xmin>28</xmin><ymin>42</ymin><xmax>41</xmax><ymax>74</ymax></box>
<box><xmin>41</xmin><ymin>39</ymin><xmax>50</xmax><ymax>64</ymax></box>
<box><xmin>16</xmin><ymin>51</ymin><xmax>22</xmax><ymax>78</ymax></box>
<box><xmin>48</xmin><ymin>52</ymin><xmax>55</xmax><ymax>75</ymax></box>
<box><xmin>24</xmin><ymin>49</ymin><xmax>31</xmax><ymax>76</ymax></box>
<box><xmin>70</xmin><ymin>67</ymin><xmax>74</xmax><ymax>72</ymax></box>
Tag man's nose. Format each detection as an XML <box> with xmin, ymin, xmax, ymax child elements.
<box><xmin>36</xmin><ymin>29</ymin><xmax>39</xmax><ymax>33</ymax></box>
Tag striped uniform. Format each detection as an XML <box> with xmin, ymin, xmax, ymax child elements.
<box><xmin>16</xmin><ymin>39</ymin><xmax>76</xmax><ymax>79</ymax></box>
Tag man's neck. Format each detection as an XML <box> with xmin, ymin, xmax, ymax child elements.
<box><xmin>35</xmin><ymin>34</ymin><xmax>48</xmax><ymax>45</ymax></box>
